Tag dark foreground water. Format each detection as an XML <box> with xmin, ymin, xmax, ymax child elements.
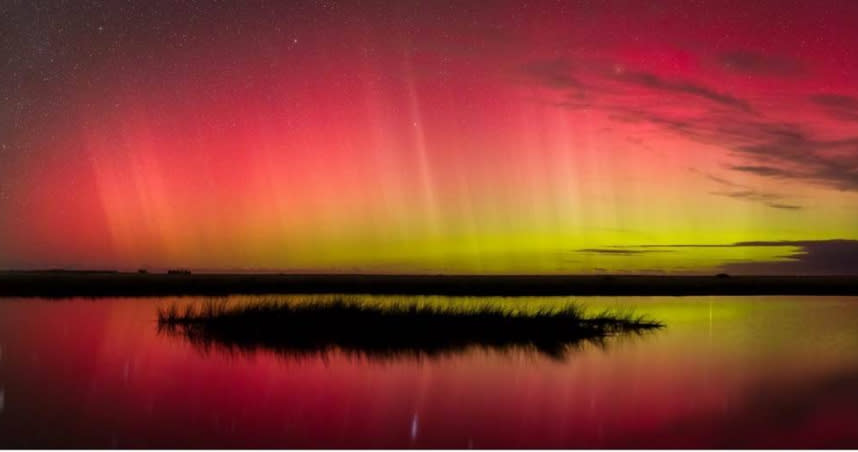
<box><xmin>1</xmin><ymin>295</ymin><xmax>857</xmax><ymax>448</ymax></box>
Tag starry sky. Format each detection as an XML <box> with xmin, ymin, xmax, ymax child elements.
<box><xmin>2</xmin><ymin>0</ymin><xmax>858</xmax><ymax>274</ymax></box>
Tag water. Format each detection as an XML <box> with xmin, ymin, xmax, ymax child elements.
<box><xmin>1</xmin><ymin>295</ymin><xmax>857</xmax><ymax>448</ymax></box>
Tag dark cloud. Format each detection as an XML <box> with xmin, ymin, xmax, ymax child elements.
<box><xmin>625</xmin><ymin>111</ymin><xmax>858</xmax><ymax>192</ymax></box>
<box><xmin>710</xmin><ymin>189</ymin><xmax>802</xmax><ymax>210</ymax></box>
<box><xmin>520</xmin><ymin>56</ymin><xmax>858</xmax><ymax>192</ymax></box>
<box><xmin>703</xmin><ymin>173</ymin><xmax>740</xmax><ymax>187</ymax></box>
<box><xmin>519</xmin><ymin>59</ymin><xmax>582</xmax><ymax>89</ymax></box>
<box><xmin>519</xmin><ymin>58</ymin><xmax>751</xmax><ymax>113</ymax></box>
<box><xmin>577</xmin><ymin>248</ymin><xmax>668</xmax><ymax>255</ymax></box>
<box><xmin>722</xmin><ymin>240</ymin><xmax>858</xmax><ymax>275</ymax></box>
<box><xmin>729</xmin><ymin>165</ymin><xmax>796</xmax><ymax>178</ymax></box>
<box><xmin>611</xmin><ymin>240</ymin><xmax>858</xmax><ymax>275</ymax></box>
<box><xmin>717</xmin><ymin>50</ymin><xmax>805</xmax><ymax>76</ymax></box>
<box><xmin>811</xmin><ymin>94</ymin><xmax>858</xmax><ymax>121</ymax></box>
<box><xmin>617</xmin><ymin>70</ymin><xmax>753</xmax><ymax>112</ymax></box>
<box><xmin>766</xmin><ymin>203</ymin><xmax>802</xmax><ymax>210</ymax></box>
<box><xmin>729</xmin><ymin>132</ymin><xmax>858</xmax><ymax>191</ymax></box>
<box><xmin>696</xmin><ymin>169</ymin><xmax>803</xmax><ymax>210</ymax></box>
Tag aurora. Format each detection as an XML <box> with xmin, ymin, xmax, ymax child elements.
<box><xmin>1</xmin><ymin>0</ymin><xmax>857</xmax><ymax>274</ymax></box>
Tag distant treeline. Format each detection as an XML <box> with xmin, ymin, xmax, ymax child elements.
<box><xmin>2</xmin><ymin>273</ymin><xmax>858</xmax><ymax>297</ymax></box>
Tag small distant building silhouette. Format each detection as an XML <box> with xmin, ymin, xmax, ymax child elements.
<box><xmin>137</xmin><ymin>268</ymin><xmax>149</xmax><ymax>274</ymax></box>
<box><xmin>167</xmin><ymin>269</ymin><xmax>192</xmax><ymax>275</ymax></box>
<box><xmin>715</xmin><ymin>273</ymin><xmax>730</xmax><ymax>279</ymax></box>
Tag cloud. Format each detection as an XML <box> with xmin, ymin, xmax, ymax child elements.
<box><xmin>703</xmin><ymin>173</ymin><xmax>741</xmax><ymax>187</ymax></box>
<box><xmin>519</xmin><ymin>58</ymin><xmax>751</xmax><ymax>113</ymax></box>
<box><xmin>811</xmin><ymin>94</ymin><xmax>858</xmax><ymax>121</ymax></box>
<box><xmin>729</xmin><ymin>165</ymin><xmax>795</xmax><ymax>177</ymax></box>
<box><xmin>617</xmin><ymin>70</ymin><xmax>753</xmax><ymax>112</ymax></box>
<box><xmin>569</xmin><ymin>240</ymin><xmax>858</xmax><ymax>274</ymax></box>
<box><xmin>622</xmin><ymin>110</ymin><xmax>858</xmax><ymax>192</ymax></box>
<box><xmin>766</xmin><ymin>203</ymin><xmax>802</xmax><ymax>210</ymax></box>
<box><xmin>721</xmin><ymin>240</ymin><xmax>858</xmax><ymax>274</ymax></box>
<box><xmin>519</xmin><ymin>59</ymin><xmax>582</xmax><ymax>89</ymax></box>
<box><xmin>729</xmin><ymin>131</ymin><xmax>858</xmax><ymax>191</ymax></box>
<box><xmin>577</xmin><ymin>248</ymin><xmax>669</xmax><ymax>255</ymax></box>
<box><xmin>698</xmin><ymin>169</ymin><xmax>803</xmax><ymax>209</ymax></box>
<box><xmin>717</xmin><ymin>50</ymin><xmax>805</xmax><ymax>76</ymax></box>
<box><xmin>710</xmin><ymin>190</ymin><xmax>802</xmax><ymax>210</ymax></box>
<box><xmin>519</xmin><ymin>56</ymin><xmax>858</xmax><ymax>192</ymax></box>
<box><xmin>615</xmin><ymin>240</ymin><xmax>858</xmax><ymax>275</ymax></box>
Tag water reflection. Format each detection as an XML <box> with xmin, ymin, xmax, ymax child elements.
<box><xmin>158</xmin><ymin>321</ymin><xmax>663</xmax><ymax>362</ymax></box>
<box><xmin>1</xmin><ymin>296</ymin><xmax>858</xmax><ymax>448</ymax></box>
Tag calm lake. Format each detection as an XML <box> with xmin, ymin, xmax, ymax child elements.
<box><xmin>1</xmin><ymin>295</ymin><xmax>857</xmax><ymax>448</ymax></box>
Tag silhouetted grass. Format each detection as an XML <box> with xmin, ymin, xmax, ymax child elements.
<box><xmin>157</xmin><ymin>299</ymin><xmax>663</xmax><ymax>360</ymax></box>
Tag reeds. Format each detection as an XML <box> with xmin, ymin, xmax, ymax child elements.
<box><xmin>157</xmin><ymin>298</ymin><xmax>663</xmax><ymax>360</ymax></box>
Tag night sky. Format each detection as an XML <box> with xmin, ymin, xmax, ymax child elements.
<box><xmin>2</xmin><ymin>0</ymin><xmax>858</xmax><ymax>273</ymax></box>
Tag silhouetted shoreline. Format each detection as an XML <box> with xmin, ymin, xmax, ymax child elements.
<box><xmin>3</xmin><ymin>271</ymin><xmax>858</xmax><ymax>297</ymax></box>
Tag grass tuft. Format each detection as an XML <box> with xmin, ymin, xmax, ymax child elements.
<box><xmin>157</xmin><ymin>298</ymin><xmax>663</xmax><ymax>360</ymax></box>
